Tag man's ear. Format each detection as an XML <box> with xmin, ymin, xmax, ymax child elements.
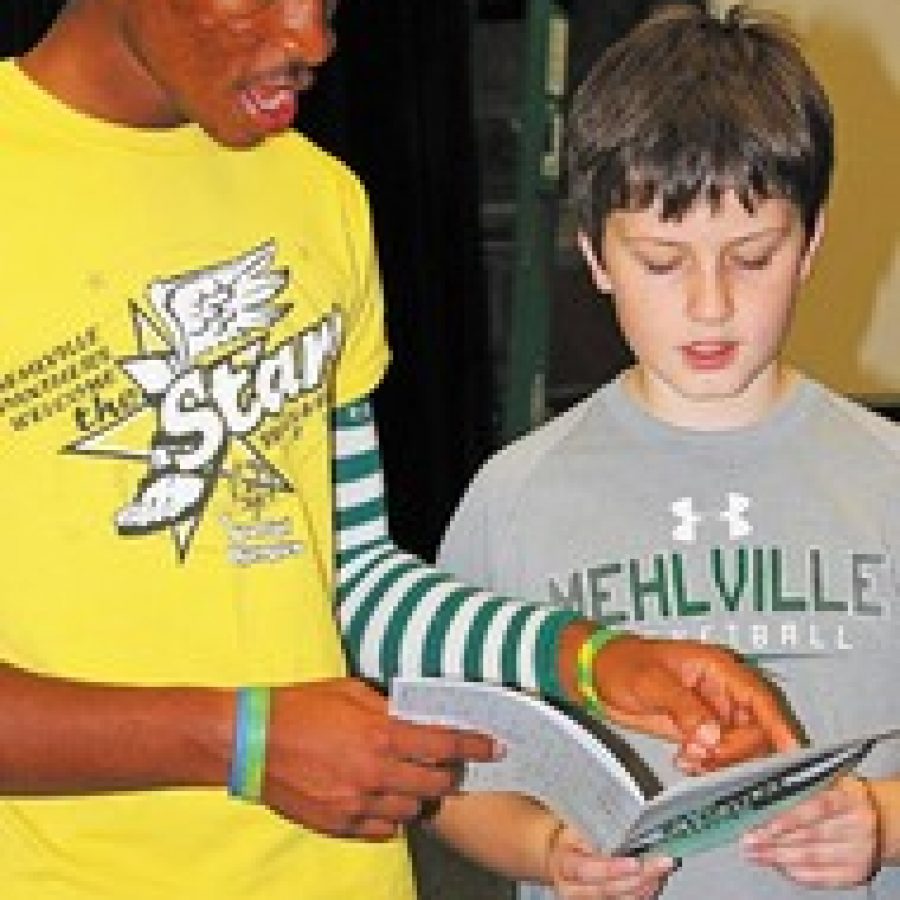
<box><xmin>577</xmin><ymin>230</ymin><xmax>614</xmax><ymax>294</ymax></box>
<box><xmin>799</xmin><ymin>209</ymin><xmax>826</xmax><ymax>282</ymax></box>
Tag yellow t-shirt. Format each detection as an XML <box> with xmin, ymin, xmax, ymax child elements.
<box><xmin>0</xmin><ymin>60</ymin><xmax>413</xmax><ymax>899</ymax></box>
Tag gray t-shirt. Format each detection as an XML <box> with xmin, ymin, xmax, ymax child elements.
<box><xmin>439</xmin><ymin>375</ymin><xmax>900</xmax><ymax>899</ymax></box>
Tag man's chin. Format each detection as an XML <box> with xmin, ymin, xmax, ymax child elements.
<box><xmin>199</xmin><ymin>120</ymin><xmax>272</xmax><ymax>150</ymax></box>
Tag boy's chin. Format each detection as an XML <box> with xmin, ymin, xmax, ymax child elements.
<box><xmin>634</xmin><ymin>366</ymin><xmax>785</xmax><ymax>428</ymax></box>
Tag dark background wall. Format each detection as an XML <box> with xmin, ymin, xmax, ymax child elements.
<box><xmin>299</xmin><ymin>3</ymin><xmax>495</xmax><ymax>561</ymax></box>
<box><xmin>2</xmin><ymin>1</ymin><xmax>59</xmax><ymax>49</ymax></box>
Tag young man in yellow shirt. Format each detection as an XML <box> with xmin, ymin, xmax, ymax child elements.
<box><xmin>0</xmin><ymin>2</ymin><xmax>795</xmax><ymax>897</ymax></box>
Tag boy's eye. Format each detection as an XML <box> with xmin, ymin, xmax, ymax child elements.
<box><xmin>640</xmin><ymin>256</ymin><xmax>682</xmax><ymax>275</ymax></box>
<box><xmin>732</xmin><ymin>251</ymin><xmax>774</xmax><ymax>271</ymax></box>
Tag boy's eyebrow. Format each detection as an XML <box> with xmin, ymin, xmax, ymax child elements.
<box><xmin>620</xmin><ymin>225</ymin><xmax>791</xmax><ymax>250</ymax></box>
<box><xmin>726</xmin><ymin>225</ymin><xmax>793</xmax><ymax>247</ymax></box>
<box><xmin>621</xmin><ymin>236</ymin><xmax>685</xmax><ymax>250</ymax></box>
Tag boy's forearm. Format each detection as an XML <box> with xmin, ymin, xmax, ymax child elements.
<box><xmin>869</xmin><ymin>778</ymin><xmax>900</xmax><ymax>865</ymax></box>
<box><xmin>0</xmin><ymin>663</ymin><xmax>233</xmax><ymax>795</ymax></box>
<box><xmin>429</xmin><ymin>792</ymin><xmax>558</xmax><ymax>884</ymax></box>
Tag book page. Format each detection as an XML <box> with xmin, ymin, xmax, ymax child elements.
<box><xmin>391</xmin><ymin>676</ymin><xmax>899</xmax><ymax>858</ymax></box>
<box><xmin>390</xmin><ymin>676</ymin><xmax>645</xmax><ymax>850</ymax></box>
<box><xmin>617</xmin><ymin>735</ymin><xmax>892</xmax><ymax>857</ymax></box>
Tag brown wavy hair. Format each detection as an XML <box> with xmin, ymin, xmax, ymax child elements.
<box><xmin>568</xmin><ymin>4</ymin><xmax>833</xmax><ymax>244</ymax></box>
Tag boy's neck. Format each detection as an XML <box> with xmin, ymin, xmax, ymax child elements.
<box><xmin>623</xmin><ymin>364</ymin><xmax>801</xmax><ymax>432</ymax></box>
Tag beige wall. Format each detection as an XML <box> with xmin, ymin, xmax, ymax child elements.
<box><xmin>716</xmin><ymin>0</ymin><xmax>900</xmax><ymax>397</ymax></box>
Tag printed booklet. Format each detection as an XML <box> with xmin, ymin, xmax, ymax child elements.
<box><xmin>390</xmin><ymin>676</ymin><xmax>897</xmax><ymax>859</ymax></box>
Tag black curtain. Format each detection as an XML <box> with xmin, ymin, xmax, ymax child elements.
<box><xmin>3</xmin><ymin>3</ymin><xmax>493</xmax><ymax>561</ymax></box>
<box><xmin>301</xmin><ymin>3</ymin><xmax>492</xmax><ymax>561</ymax></box>
<box><xmin>1</xmin><ymin>0</ymin><xmax>60</xmax><ymax>55</ymax></box>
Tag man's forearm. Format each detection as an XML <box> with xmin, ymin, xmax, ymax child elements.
<box><xmin>333</xmin><ymin>400</ymin><xmax>797</xmax><ymax>759</ymax></box>
<box><xmin>0</xmin><ymin>663</ymin><xmax>232</xmax><ymax>795</ymax></box>
<box><xmin>333</xmin><ymin>400</ymin><xmax>582</xmax><ymax>699</ymax></box>
<box><xmin>0</xmin><ymin>664</ymin><xmax>498</xmax><ymax>837</ymax></box>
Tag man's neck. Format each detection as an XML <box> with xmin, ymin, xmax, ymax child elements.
<box><xmin>19</xmin><ymin>0</ymin><xmax>183</xmax><ymax>129</ymax></box>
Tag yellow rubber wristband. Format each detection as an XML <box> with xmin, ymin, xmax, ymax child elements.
<box><xmin>576</xmin><ymin>628</ymin><xmax>624</xmax><ymax>719</ymax></box>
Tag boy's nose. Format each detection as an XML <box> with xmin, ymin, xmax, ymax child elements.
<box><xmin>686</xmin><ymin>267</ymin><xmax>733</xmax><ymax>324</ymax></box>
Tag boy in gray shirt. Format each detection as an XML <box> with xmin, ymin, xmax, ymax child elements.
<box><xmin>431</xmin><ymin>4</ymin><xmax>900</xmax><ymax>898</ymax></box>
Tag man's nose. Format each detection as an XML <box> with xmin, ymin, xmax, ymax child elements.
<box><xmin>279</xmin><ymin>0</ymin><xmax>335</xmax><ymax>67</ymax></box>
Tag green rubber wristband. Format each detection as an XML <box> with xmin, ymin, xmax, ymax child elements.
<box><xmin>576</xmin><ymin>629</ymin><xmax>625</xmax><ymax>719</ymax></box>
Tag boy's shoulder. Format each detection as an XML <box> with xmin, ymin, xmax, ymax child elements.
<box><xmin>471</xmin><ymin>376</ymin><xmax>900</xmax><ymax>497</ymax></box>
<box><xmin>813</xmin><ymin>381</ymin><xmax>900</xmax><ymax>457</ymax></box>
<box><xmin>440</xmin><ymin>387</ymin><xmax>611</xmax><ymax>560</ymax></box>
<box><xmin>473</xmin><ymin>384</ymin><xmax>614</xmax><ymax>495</ymax></box>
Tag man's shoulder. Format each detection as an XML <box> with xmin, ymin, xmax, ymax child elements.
<box><xmin>265</xmin><ymin>131</ymin><xmax>368</xmax><ymax>200</ymax></box>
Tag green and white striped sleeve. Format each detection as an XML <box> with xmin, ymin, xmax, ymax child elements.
<box><xmin>333</xmin><ymin>398</ymin><xmax>582</xmax><ymax>700</ymax></box>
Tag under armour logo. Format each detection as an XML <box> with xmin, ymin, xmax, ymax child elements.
<box><xmin>719</xmin><ymin>492</ymin><xmax>752</xmax><ymax>540</ymax></box>
<box><xmin>671</xmin><ymin>493</ymin><xmax>752</xmax><ymax>543</ymax></box>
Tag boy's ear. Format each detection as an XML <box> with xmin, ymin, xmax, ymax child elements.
<box><xmin>577</xmin><ymin>230</ymin><xmax>614</xmax><ymax>294</ymax></box>
<box><xmin>799</xmin><ymin>209</ymin><xmax>827</xmax><ymax>282</ymax></box>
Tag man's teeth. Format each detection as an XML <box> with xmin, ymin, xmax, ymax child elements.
<box><xmin>242</xmin><ymin>86</ymin><xmax>294</xmax><ymax>112</ymax></box>
<box><xmin>254</xmin><ymin>89</ymin><xmax>292</xmax><ymax>111</ymax></box>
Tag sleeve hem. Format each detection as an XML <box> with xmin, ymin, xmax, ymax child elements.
<box><xmin>534</xmin><ymin>609</ymin><xmax>584</xmax><ymax>702</ymax></box>
<box><xmin>334</xmin><ymin>347</ymin><xmax>390</xmax><ymax>409</ymax></box>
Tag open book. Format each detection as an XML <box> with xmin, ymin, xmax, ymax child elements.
<box><xmin>390</xmin><ymin>676</ymin><xmax>898</xmax><ymax>859</ymax></box>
